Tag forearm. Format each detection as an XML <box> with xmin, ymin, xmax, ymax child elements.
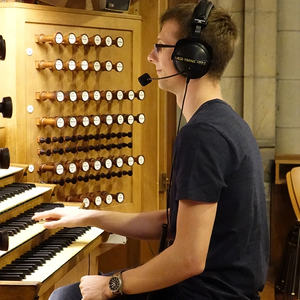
<box><xmin>121</xmin><ymin>241</ymin><xmax>204</xmax><ymax>294</ymax></box>
<box><xmin>83</xmin><ymin>209</ymin><xmax>167</xmax><ymax>240</ymax></box>
<box><xmin>119</xmin><ymin>200</ymin><xmax>217</xmax><ymax>295</ymax></box>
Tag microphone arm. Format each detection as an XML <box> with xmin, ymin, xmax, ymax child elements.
<box><xmin>138</xmin><ymin>72</ymin><xmax>184</xmax><ymax>86</ymax></box>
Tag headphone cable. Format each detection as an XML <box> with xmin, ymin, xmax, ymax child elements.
<box><xmin>160</xmin><ymin>76</ymin><xmax>190</xmax><ymax>253</ymax></box>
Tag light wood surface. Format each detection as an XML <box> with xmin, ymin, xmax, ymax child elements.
<box><xmin>286</xmin><ymin>167</ymin><xmax>300</xmax><ymax>221</ymax></box>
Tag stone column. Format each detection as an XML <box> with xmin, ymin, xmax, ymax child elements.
<box><xmin>276</xmin><ymin>0</ymin><xmax>300</xmax><ymax>154</ymax></box>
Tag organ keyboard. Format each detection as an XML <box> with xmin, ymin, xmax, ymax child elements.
<box><xmin>0</xmin><ymin>166</ymin><xmax>106</xmax><ymax>300</ymax></box>
<box><xmin>0</xmin><ymin>183</ymin><xmax>52</xmax><ymax>214</ymax></box>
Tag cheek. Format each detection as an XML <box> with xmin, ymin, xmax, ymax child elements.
<box><xmin>166</xmin><ymin>57</ymin><xmax>177</xmax><ymax>73</ymax></box>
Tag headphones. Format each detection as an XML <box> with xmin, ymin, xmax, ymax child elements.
<box><xmin>171</xmin><ymin>0</ymin><xmax>214</xmax><ymax>79</ymax></box>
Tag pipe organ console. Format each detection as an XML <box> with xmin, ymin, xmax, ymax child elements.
<box><xmin>0</xmin><ymin>2</ymin><xmax>145</xmax><ymax>299</ymax></box>
<box><xmin>0</xmin><ymin>165</ymin><xmax>113</xmax><ymax>300</ymax></box>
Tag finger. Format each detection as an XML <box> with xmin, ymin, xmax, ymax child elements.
<box><xmin>32</xmin><ymin>208</ymin><xmax>61</xmax><ymax>221</ymax></box>
<box><xmin>42</xmin><ymin>220</ymin><xmax>62</xmax><ymax>229</ymax></box>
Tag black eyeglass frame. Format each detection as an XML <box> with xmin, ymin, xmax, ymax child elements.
<box><xmin>154</xmin><ymin>43</ymin><xmax>176</xmax><ymax>52</ymax></box>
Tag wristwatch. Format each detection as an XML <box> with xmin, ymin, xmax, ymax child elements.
<box><xmin>108</xmin><ymin>272</ymin><xmax>124</xmax><ymax>295</ymax></box>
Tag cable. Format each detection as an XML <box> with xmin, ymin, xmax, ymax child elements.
<box><xmin>160</xmin><ymin>76</ymin><xmax>190</xmax><ymax>252</ymax></box>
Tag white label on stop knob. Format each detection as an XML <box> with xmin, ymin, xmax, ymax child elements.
<box><xmin>117</xmin><ymin>90</ymin><xmax>124</xmax><ymax>100</ymax></box>
<box><xmin>69</xmin><ymin>91</ymin><xmax>77</xmax><ymax>102</ymax></box>
<box><xmin>81</xmin><ymin>60</ymin><xmax>88</xmax><ymax>71</ymax></box>
<box><xmin>128</xmin><ymin>90</ymin><xmax>135</xmax><ymax>100</ymax></box>
<box><xmin>82</xmin><ymin>161</ymin><xmax>90</xmax><ymax>172</ymax></box>
<box><xmin>116</xmin><ymin>62</ymin><xmax>123</xmax><ymax>72</ymax></box>
<box><xmin>93</xmin><ymin>115</ymin><xmax>100</xmax><ymax>126</ymax></box>
<box><xmin>69</xmin><ymin>163</ymin><xmax>77</xmax><ymax>173</ymax></box>
<box><xmin>82</xmin><ymin>116</ymin><xmax>90</xmax><ymax>127</ymax></box>
<box><xmin>138</xmin><ymin>90</ymin><xmax>145</xmax><ymax>100</ymax></box>
<box><xmin>55</xmin><ymin>59</ymin><xmax>63</xmax><ymax>71</ymax></box>
<box><xmin>69</xmin><ymin>117</ymin><xmax>77</xmax><ymax>128</ymax></box>
<box><xmin>27</xmin><ymin>105</ymin><xmax>34</xmax><ymax>113</ymax></box>
<box><xmin>116</xmin><ymin>37</ymin><xmax>124</xmax><ymax>48</ymax></box>
<box><xmin>95</xmin><ymin>196</ymin><xmax>102</xmax><ymax>206</ymax></box>
<box><xmin>138</xmin><ymin>155</ymin><xmax>145</xmax><ymax>165</ymax></box>
<box><xmin>116</xmin><ymin>158</ymin><xmax>123</xmax><ymax>168</ymax></box>
<box><xmin>68</xmin><ymin>60</ymin><xmax>76</xmax><ymax>71</ymax></box>
<box><xmin>94</xmin><ymin>35</ymin><xmax>101</xmax><ymax>46</ymax></box>
<box><xmin>81</xmin><ymin>34</ymin><xmax>89</xmax><ymax>45</ymax></box>
<box><xmin>82</xmin><ymin>91</ymin><xmax>89</xmax><ymax>102</ymax></box>
<box><xmin>94</xmin><ymin>160</ymin><xmax>101</xmax><ymax>170</ymax></box>
<box><xmin>94</xmin><ymin>90</ymin><xmax>101</xmax><ymax>101</ymax></box>
<box><xmin>83</xmin><ymin>198</ymin><xmax>90</xmax><ymax>208</ymax></box>
<box><xmin>138</xmin><ymin>114</ymin><xmax>145</xmax><ymax>124</ymax></box>
<box><xmin>105</xmin><ymin>61</ymin><xmax>112</xmax><ymax>71</ymax></box>
<box><xmin>105</xmin><ymin>159</ymin><xmax>112</xmax><ymax>169</ymax></box>
<box><xmin>105</xmin><ymin>194</ymin><xmax>113</xmax><ymax>204</ymax></box>
<box><xmin>56</xmin><ymin>117</ymin><xmax>64</xmax><ymax>128</ymax></box>
<box><xmin>68</xmin><ymin>33</ymin><xmax>76</xmax><ymax>44</ymax></box>
<box><xmin>56</xmin><ymin>91</ymin><xmax>65</xmax><ymax>102</ymax></box>
<box><xmin>55</xmin><ymin>32</ymin><xmax>63</xmax><ymax>44</ymax></box>
<box><xmin>94</xmin><ymin>61</ymin><xmax>101</xmax><ymax>72</ymax></box>
<box><xmin>106</xmin><ymin>91</ymin><xmax>113</xmax><ymax>101</ymax></box>
<box><xmin>106</xmin><ymin>115</ymin><xmax>113</xmax><ymax>125</ymax></box>
<box><xmin>117</xmin><ymin>193</ymin><xmax>124</xmax><ymax>203</ymax></box>
<box><xmin>127</xmin><ymin>115</ymin><xmax>134</xmax><ymax>125</ymax></box>
<box><xmin>105</xmin><ymin>36</ymin><xmax>112</xmax><ymax>47</ymax></box>
<box><xmin>117</xmin><ymin>115</ymin><xmax>124</xmax><ymax>125</ymax></box>
<box><xmin>56</xmin><ymin>164</ymin><xmax>64</xmax><ymax>175</ymax></box>
<box><xmin>127</xmin><ymin>156</ymin><xmax>134</xmax><ymax>166</ymax></box>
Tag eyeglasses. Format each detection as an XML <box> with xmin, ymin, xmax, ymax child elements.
<box><xmin>154</xmin><ymin>43</ymin><xmax>175</xmax><ymax>53</ymax></box>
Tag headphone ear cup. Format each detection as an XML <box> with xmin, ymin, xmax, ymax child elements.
<box><xmin>171</xmin><ymin>38</ymin><xmax>212</xmax><ymax>79</ymax></box>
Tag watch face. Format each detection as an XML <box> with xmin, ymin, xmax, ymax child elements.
<box><xmin>109</xmin><ymin>276</ymin><xmax>121</xmax><ymax>293</ymax></box>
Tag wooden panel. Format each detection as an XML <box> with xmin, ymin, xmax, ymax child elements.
<box><xmin>0</xmin><ymin>282</ymin><xmax>40</xmax><ymax>300</ymax></box>
<box><xmin>0</xmin><ymin>3</ymin><xmax>143</xmax><ymax>214</ymax></box>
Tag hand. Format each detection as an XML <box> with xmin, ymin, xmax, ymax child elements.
<box><xmin>32</xmin><ymin>207</ymin><xmax>89</xmax><ymax>229</ymax></box>
<box><xmin>80</xmin><ymin>275</ymin><xmax>114</xmax><ymax>300</ymax></box>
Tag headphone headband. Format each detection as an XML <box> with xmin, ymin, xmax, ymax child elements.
<box><xmin>191</xmin><ymin>0</ymin><xmax>214</xmax><ymax>39</ymax></box>
<box><xmin>171</xmin><ymin>0</ymin><xmax>214</xmax><ymax>79</ymax></box>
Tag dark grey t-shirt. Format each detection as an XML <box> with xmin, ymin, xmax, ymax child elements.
<box><xmin>169</xmin><ymin>99</ymin><xmax>269</xmax><ymax>299</ymax></box>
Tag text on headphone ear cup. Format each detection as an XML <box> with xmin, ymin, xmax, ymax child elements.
<box><xmin>171</xmin><ymin>39</ymin><xmax>212</xmax><ymax>79</ymax></box>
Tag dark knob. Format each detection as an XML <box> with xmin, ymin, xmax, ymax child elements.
<box><xmin>0</xmin><ymin>35</ymin><xmax>6</xmax><ymax>60</ymax></box>
<box><xmin>38</xmin><ymin>137</ymin><xmax>51</xmax><ymax>144</ymax></box>
<box><xmin>0</xmin><ymin>230</ymin><xmax>9</xmax><ymax>251</ymax></box>
<box><xmin>0</xmin><ymin>148</ymin><xmax>10</xmax><ymax>169</ymax></box>
<box><xmin>0</xmin><ymin>97</ymin><xmax>13</xmax><ymax>118</ymax></box>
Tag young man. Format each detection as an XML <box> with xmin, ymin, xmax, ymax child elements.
<box><xmin>33</xmin><ymin>2</ymin><xmax>269</xmax><ymax>299</ymax></box>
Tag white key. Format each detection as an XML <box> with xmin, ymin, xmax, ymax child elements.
<box><xmin>23</xmin><ymin>227</ymin><xmax>104</xmax><ymax>282</ymax></box>
<box><xmin>0</xmin><ymin>186</ymin><xmax>51</xmax><ymax>214</ymax></box>
<box><xmin>0</xmin><ymin>223</ymin><xmax>45</xmax><ymax>257</ymax></box>
<box><xmin>0</xmin><ymin>167</ymin><xmax>23</xmax><ymax>179</ymax></box>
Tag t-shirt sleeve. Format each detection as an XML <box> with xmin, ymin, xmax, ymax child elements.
<box><xmin>174</xmin><ymin>123</ymin><xmax>232</xmax><ymax>203</ymax></box>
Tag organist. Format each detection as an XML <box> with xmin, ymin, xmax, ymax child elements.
<box><xmin>32</xmin><ymin>2</ymin><xmax>269</xmax><ymax>300</ymax></box>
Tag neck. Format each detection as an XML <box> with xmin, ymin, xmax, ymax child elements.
<box><xmin>176</xmin><ymin>75</ymin><xmax>223</xmax><ymax>122</ymax></box>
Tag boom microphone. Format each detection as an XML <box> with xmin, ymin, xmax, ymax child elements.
<box><xmin>138</xmin><ymin>72</ymin><xmax>184</xmax><ymax>86</ymax></box>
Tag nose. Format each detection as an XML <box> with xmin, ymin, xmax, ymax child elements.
<box><xmin>147</xmin><ymin>48</ymin><xmax>157</xmax><ymax>64</ymax></box>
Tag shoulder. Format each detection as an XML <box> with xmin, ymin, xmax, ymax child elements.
<box><xmin>177</xmin><ymin>122</ymin><xmax>226</xmax><ymax>149</ymax></box>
